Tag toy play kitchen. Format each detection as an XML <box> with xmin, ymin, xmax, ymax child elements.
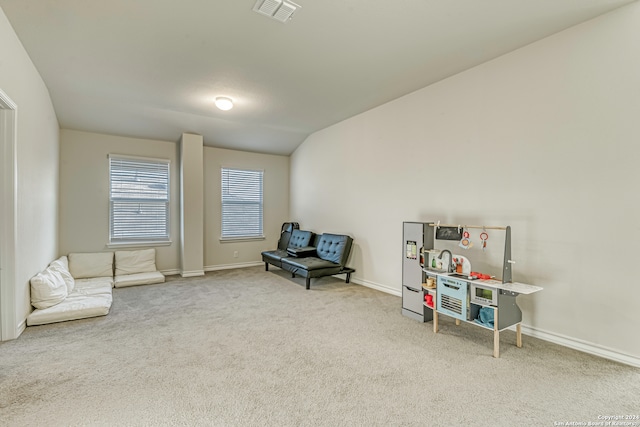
<box><xmin>402</xmin><ymin>221</ymin><xmax>542</xmax><ymax>358</ymax></box>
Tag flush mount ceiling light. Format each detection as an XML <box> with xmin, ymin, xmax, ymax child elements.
<box><xmin>215</xmin><ymin>97</ymin><xmax>233</xmax><ymax>111</ymax></box>
<box><xmin>253</xmin><ymin>0</ymin><xmax>301</xmax><ymax>23</ymax></box>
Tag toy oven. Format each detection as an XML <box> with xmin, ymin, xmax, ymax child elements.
<box><xmin>470</xmin><ymin>283</ymin><xmax>498</xmax><ymax>306</ymax></box>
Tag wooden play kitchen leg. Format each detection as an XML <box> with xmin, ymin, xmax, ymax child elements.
<box><xmin>516</xmin><ymin>323</ymin><xmax>522</xmax><ymax>348</ymax></box>
<box><xmin>433</xmin><ymin>310</ymin><xmax>438</xmax><ymax>333</ymax></box>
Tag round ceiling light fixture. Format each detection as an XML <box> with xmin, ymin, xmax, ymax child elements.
<box><xmin>215</xmin><ymin>96</ymin><xmax>234</xmax><ymax>111</ymax></box>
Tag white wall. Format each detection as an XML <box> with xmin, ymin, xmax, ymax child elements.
<box><xmin>59</xmin><ymin>130</ymin><xmax>290</xmax><ymax>272</ymax></box>
<box><xmin>0</xmin><ymin>7</ymin><xmax>60</xmax><ymax>336</ymax></box>
<box><xmin>290</xmin><ymin>3</ymin><xmax>640</xmax><ymax>362</ymax></box>
<box><xmin>203</xmin><ymin>146</ymin><xmax>290</xmax><ymax>269</ymax></box>
<box><xmin>59</xmin><ymin>130</ymin><xmax>180</xmax><ymax>272</ymax></box>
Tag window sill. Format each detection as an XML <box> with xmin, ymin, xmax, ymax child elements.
<box><xmin>219</xmin><ymin>236</ymin><xmax>265</xmax><ymax>243</ymax></box>
<box><xmin>107</xmin><ymin>240</ymin><xmax>172</xmax><ymax>249</ymax></box>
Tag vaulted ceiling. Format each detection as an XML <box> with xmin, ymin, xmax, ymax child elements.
<box><xmin>1</xmin><ymin>0</ymin><xmax>635</xmax><ymax>155</ymax></box>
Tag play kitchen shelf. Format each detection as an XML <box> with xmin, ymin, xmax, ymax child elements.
<box><xmin>402</xmin><ymin>221</ymin><xmax>543</xmax><ymax>358</ymax></box>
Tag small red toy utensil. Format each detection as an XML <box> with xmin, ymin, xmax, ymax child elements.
<box><xmin>470</xmin><ymin>271</ymin><xmax>491</xmax><ymax>280</ymax></box>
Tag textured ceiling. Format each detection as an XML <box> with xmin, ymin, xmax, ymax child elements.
<box><xmin>1</xmin><ymin>0</ymin><xmax>636</xmax><ymax>155</ymax></box>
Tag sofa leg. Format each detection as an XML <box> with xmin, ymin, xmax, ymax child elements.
<box><xmin>291</xmin><ymin>272</ymin><xmax>295</xmax><ymax>278</ymax></box>
<box><xmin>265</xmin><ymin>262</ymin><xmax>269</xmax><ymax>271</ymax></box>
<box><xmin>306</xmin><ymin>278</ymin><xmax>311</xmax><ymax>290</ymax></box>
<box><xmin>345</xmin><ymin>272</ymin><xmax>351</xmax><ymax>283</ymax></box>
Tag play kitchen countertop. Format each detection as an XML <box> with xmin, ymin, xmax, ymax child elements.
<box><xmin>422</xmin><ymin>269</ymin><xmax>542</xmax><ymax>295</ymax></box>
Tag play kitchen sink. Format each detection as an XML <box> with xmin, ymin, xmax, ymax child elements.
<box><xmin>425</xmin><ymin>250</ymin><xmax>471</xmax><ymax>275</ymax></box>
<box><xmin>447</xmin><ymin>273</ymin><xmax>477</xmax><ymax>280</ymax></box>
<box><xmin>446</xmin><ymin>272</ymin><xmax>494</xmax><ymax>281</ymax></box>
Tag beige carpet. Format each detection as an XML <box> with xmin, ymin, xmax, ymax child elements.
<box><xmin>1</xmin><ymin>267</ymin><xmax>638</xmax><ymax>426</ymax></box>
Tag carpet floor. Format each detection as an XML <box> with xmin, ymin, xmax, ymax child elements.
<box><xmin>1</xmin><ymin>266</ymin><xmax>638</xmax><ymax>426</ymax></box>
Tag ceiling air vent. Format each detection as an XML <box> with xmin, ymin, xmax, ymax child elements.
<box><xmin>253</xmin><ymin>0</ymin><xmax>301</xmax><ymax>23</ymax></box>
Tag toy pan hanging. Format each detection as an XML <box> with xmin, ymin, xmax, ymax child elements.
<box><xmin>435</xmin><ymin>226</ymin><xmax>463</xmax><ymax>241</ymax></box>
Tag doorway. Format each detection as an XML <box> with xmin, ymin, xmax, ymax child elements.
<box><xmin>0</xmin><ymin>88</ymin><xmax>17</xmax><ymax>341</ymax></box>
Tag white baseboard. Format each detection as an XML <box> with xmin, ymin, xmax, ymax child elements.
<box><xmin>520</xmin><ymin>324</ymin><xmax>640</xmax><ymax>368</ymax></box>
<box><xmin>17</xmin><ymin>318</ymin><xmax>26</xmax><ymax>337</ymax></box>
<box><xmin>180</xmin><ymin>270</ymin><xmax>205</xmax><ymax>278</ymax></box>
<box><xmin>162</xmin><ymin>262</ymin><xmax>265</xmax><ymax>276</ymax></box>
<box><xmin>205</xmin><ymin>262</ymin><xmax>263</xmax><ymax>272</ymax></box>
<box><xmin>349</xmin><ymin>278</ymin><xmax>639</xmax><ymax>368</ymax></box>
<box><xmin>160</xmin><ymin>269</ymin><xmax>180</xmax><ymax>276</ymax></box>
<box><xmin>348</xmin><ymin>276</ymin><xmax>401</xmax><ymax>297</ymax></box>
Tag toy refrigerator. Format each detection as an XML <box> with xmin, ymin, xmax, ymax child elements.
<box><xmin>402</xmin><ymin>221</ymin><xmax>434</xmax><ymax>322</ymax></box>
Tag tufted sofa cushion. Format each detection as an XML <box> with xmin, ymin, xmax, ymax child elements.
<box><xmin>288</xmin><ymin>229</ymin><xmax>313</xmax><ymax>249</ymax></box>
<box><xmin>277</xmin><ymin>231</ymin><xmax>292</xmax><ymax>250</ymax></box>
<box><xmin>277</xmin><ymin>222</ymin><xmax>299</xmax><ymax>250</ymax></box>
<box><xmin>315</xmin><ymin>234</ymin><xmax>351</xmax><ymax>264</ymax></box>
<box><xmin>280</xmin><ymin>257</ymin><xmax>339</xmax><ymax>272</ymax></box>
<box><xmin>262</xmin><ymin>229</ymin><xmax>313</xmax><ymax>268</ymax></box>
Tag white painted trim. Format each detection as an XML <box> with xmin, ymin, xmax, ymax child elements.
<box><xmin>205</xmin><ymin>261</ymin><xmax>263</xmax><ymax>272</ymax></box>
<box><xmin>0</xmin><ymin>89</ymin><xmax>18</xmax><ymax>341</ymax></box>
<box><xmin>17</xmin><ymin>319</ymin><xmax>26</xmax><ymax>337</ymax></box>
<box><xmin>165</xmin><ymin>261</ymin><xmax>268</xmax><ymax>276</ymax></box>
<box><xmin>519</xmin><ymin>324</ymin><xmax>640</xmax><ymax>368</ymax></box>
<box><xmin>180</xmin><ymin>270</ymin><xmax>205</xmax><ymax>278</ymax></box>
<box><xmin>349</xmin><ymin>277</ymin><xmax>640</xmax><ymax>368</ymax></box>
<box><xmin>348</xmin><ymin>277</ymin><xmax>401</xmax><ymax>297</ymax></box>
<box><xmin>219</xmin><ymin>236</ymin><xmax>265</xmax><ymax>243</ymax></box>
<box><xmin>160</xmin><ymin>269</ymin><xmax>181</xmax><ymax>276</ymax></box>
<box><xmin>106</xmin><ymin>240</ymin><xmax>172</xmax><ymax>249</ymax></box>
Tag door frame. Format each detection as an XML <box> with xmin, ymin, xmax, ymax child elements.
<box><xmin>0</xmin><ymin>88</ymin><xmax>18</xmax><ymax>341</ymax></box>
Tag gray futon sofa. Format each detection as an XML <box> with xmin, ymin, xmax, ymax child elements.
<box><xmin>262</xmin><ymin>227</ymin><xmax>354</xmax><ymax>290</ymax></box>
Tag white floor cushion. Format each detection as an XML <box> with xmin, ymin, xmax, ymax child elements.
<box><xmin>30</xmin><ymin>267</ymin><xmax>68</xmax><ymax>309</ymax></box>
<box><xmin>27</xmin><ymin>278</ymin><xmax>113</xmax><ymax>326</ymax></box>
<box><xmin>27</xmin><ymin>290</ymin><xmax>112</xmax><ymax>326</ymax></box>
<box><xmin>115</xmin><ymin>249</ymin><xmax>157</xmax><ymax>275</ymax></box>
<box><xmin>74</xmin><ymin>276</ymin><xmax>115</xmax><ymax>290</ymax></box>
<box><xmin>69</xmin><ymin>252</ymin><xmax>114</xmax><ymax>279</ymax></box>
<box><xmin>114</xmin><ymin>271</ymin><xmax>165</xmax><ymax>288</ymax></box>
<box><xmin>49</xmin><ymin>256</ymin><xmax>75</xmax><ymax>293</ymax></box>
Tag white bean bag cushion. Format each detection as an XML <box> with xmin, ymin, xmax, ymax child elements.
<box><xmin>68</xmin><ymin>252</ymin><xmax>114</xmax><ymax>279</ymax></box>
<box><xmin>115</xmin><ymin>249</ymin><xmax>157</xmax><ymax>276</ymax></box>
<box><xmin>48</xmin><ymin>256</ymin><xmax>75</xmax><ymax>293</ymax></box>
<box><xmin>30</xmin><ymin>267</ymin><xmax>68</xmax><ymax>309</ymax></box>
<box><xmin>114</xmin><ymin>271</ymin><xmax>165</xmax><ymax>288</ymax></box>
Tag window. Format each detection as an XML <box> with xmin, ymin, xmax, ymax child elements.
<box><xmin>221</xmin><ymin>167</ymin><xmax>263</xmax><ymax>239</ymax></box>
<box><xmin>109</xmin><ymin>155</ymin><xmax>170</xmax><ymax>244</ymax></box>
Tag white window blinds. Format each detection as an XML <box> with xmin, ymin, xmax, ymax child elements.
<box><xmin>109</xmin><ymin>155</ymin><xmax>170</xmax><ymax>243</ymax></box>
<box><xmin>221</xmin><ymin>167</ymin><xmax>263</xmax><ymax>239</ymax></box>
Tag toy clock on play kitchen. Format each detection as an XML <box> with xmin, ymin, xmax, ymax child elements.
<box><xmin>480</xmin><ymin>230</ymin><xmax>489</xmax><ymax>250</ymax></box>
<box><xmin>459</xmin><ymin>229</ymin><xmax>473</xmax><ymax>249</ymax></box>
